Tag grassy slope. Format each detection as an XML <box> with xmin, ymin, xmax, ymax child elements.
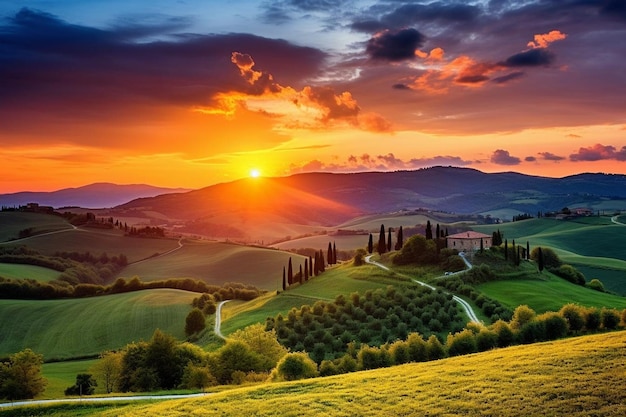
<box><xmin>17</xmin><ymin>331</ymin><xmax>625</xmax><ymax>417</ymax></box>
<box><xmin>0</xmin><ymin>289</ymin><xmax>197</xmax><ymax>360</ymax></box>
<box><xmin>0</xmin><ymin>263</ymin><xmax>60</xmax><ymax>281</ymax></box>
<box><xmin>118</xmin><ymin>240</ymin><xmax>307</xmax><ymax>290</ymax></box>
<box><xmin>474</xmin><ymin>217</ymin><xmax>626</xmax><ymax>294</ymax></box>
<box><xmin>0</xmin><ymin>212</ymin><xmax>73</xmax><ymax>242</ymax></box>
<box><xmin>41</xmin><ymin>359</ymin><xmax>99</xmax><ymax>399</ymax></box>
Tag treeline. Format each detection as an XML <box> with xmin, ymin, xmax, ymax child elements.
<box><xmin>265</xmin><ymin>285</ymin><xmax>466</xmax><ymax>363</ymax></box>
<box><xmin>0</xmin><ymin>275</ymin><xmax>264</xmax><ymax>301</ymax></box>
<box><xmin>281</xmin><ymin>242</ymin><xmax>339</xmax><ymax>291</ymax></box>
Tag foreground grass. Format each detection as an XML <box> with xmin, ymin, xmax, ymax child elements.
<box><xmin>0</xmin><ymin>289</ymin><xmax>196</xmax><ymax>360</ymax></box>
<box><xmin>7</xmin><ymin>331</ymin><xmax>625</xmax><ymax>416</ymax></box>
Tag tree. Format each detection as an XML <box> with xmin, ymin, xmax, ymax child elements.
<box><xmin>211</xmin><ymin>340</ymin><xmax>264</xmax><ymax>384</ymax></box>
<box><xmin>282</xmin><ymin>266</ymin><xmax>286</xmax><ymax>291</ymax></box>
<box><xmin>436</xmin><ymin>223</ymin><xmax>441</xmax><ymax>240</ymax></box>
<box><xmin>299</xmin><ymin>264</ymin><xmax>303</xmax><ymax>284</ymax></box>
<box><xmin>367</xmin><ymin>234</ymin><xmax>373</xmax><ymax>254</ymax></box>
<box><xmin>480</xmin><ymin>238</ymin><xmax>484</xmax><ymax>253</ymax></box>
<box><xmin>387</xmin><ymin>228</ymin><xmax>392</xmax><ymax>252</ymax></box>
<box><xmin>333</xmin><ymin>242</ymin><xmax>337</xmax><ymax>264</ymax></box>
<box><xmin>146</xmin><ymin>329</ymin><xmax>180</xmax><ymax>389</ymax></box>
<box><xmin>288</xmin><ymin>257</ymin><xmax>293</xmax><ymax>285</ymax></box>
<box><xmin>526</xmin><ymin>241</ymin><xmax>530</xmax><ymax>260</ymax></box>
<box><xmin>318</xmin><ymin>249</ymin><xmax>325</xmax><ymax>272</ymax></box>
<box><xmin>536</xmin><ymin>247</ymin><xmax>544</xmax><ymax>273</ymax></box>
<box><xmin>91</xmin><ymin>351</ymin><xmax>122</xmax><ymax>394</ymax></box>
<box><xmin>272</xmin><ymin>352</ymin><xmax>318</xmax><ymax>381</ymax></box>
<box><xmin>230</xmin><ymin>324</ymin><xmax>288</xmax><ymax>371</ymax></box>
<box><xmin>504</xmin><ymin>239</ymin><xmax>508</xmax><ymax>260</ymax></box>
<box><xmin>377</xmin><ymin>224</ymin><xmax>386</xmax><ymax>254</ymax></box>
<box><xmin>511</xmin><ymin>305</ymin><xmax>536</xmax><ymax>330</ymax></box>
<box><xmin>181</xmin><ymin>363</ymin><xmax>215</xmax><ymax>391</ymax></box>
<box><xmin>64</xmin><ymin>374</ymin><xmax>96</xmax><ymax>396</ymax></box>
<box><xmin>395</xmin><ymin>226</ymin><xmax>404</xmax><ymax>250</ymax></box>
<box><xmin>0</xmin><ymin>348</ymin><xmax>47</xmax><ymax>400</ymax></box>
<box><xmin>185</xmin><ymin>308</ymin><xmax>206</xmax><ymax>336</ymax></box>
<box><xmin>328</xmin><ymin>242</ymin><xmax>333</xmax><ymax>265</ymax></box>
<box><xmin>425</xmin><ymin>221</ymin><xmax>433</xmax><ymax>240</ymax></box>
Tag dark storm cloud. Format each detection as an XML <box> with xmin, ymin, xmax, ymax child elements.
<box><xmin>569</xmin><ymin>144</ymin><xmax>626</xmax><ymax>161</ymax></box>
<box><xmin>491</xmin><ymin>149</ymin><xmax>521</xmax><ymax>165</ymax></box>
<box><xmin>538</xmin><ymin>152</ymin><xmax>565</xmax><ymax>161</ymax></box>
<box><xmin>500</xmin><ymin>48</ymin><xmax>555</xmax><ymax>67</ymax></box>
<box><xmin>455</xmin><ymin>74</ymin><xmax>489</xmax><ymax>84</ymax></box>
<box><xmin>0</xmin><ymin>8</ymin><xmax>326</xmax><ymax>128</ymax></box>
<box><xmin>351</xmin><ymin>2</ymin><xmax>481</xmax><ymax>33</ymax></box>
<box><xmin>491</xmin><ymin>72</ymin><xmax>525</xmax><ymax>84</ymax></box>
<box><xmin>366</xmin><ymin>28</ymin><xmax>426</xmax><ymax>61</ymax></box>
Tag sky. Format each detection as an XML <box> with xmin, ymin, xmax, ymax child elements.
<box><xmin>1</xmin><ymin>0</ymin><xmax>625</xmax><ymax>192</ymax></box>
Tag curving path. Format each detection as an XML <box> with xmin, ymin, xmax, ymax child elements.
<box><xmin>611</xmin><ymin>215</ymin><xmax>625</xmax><ymax>226</ymax></box>
<box><xmin>214</xmin><ymin>300</ymin><xmax>231</xmax><ymax>339</ymax></box>
<box><xmin>365</xmin><ymin>255</ymin><xmax>480</xmax><ymax>323</ymax></box>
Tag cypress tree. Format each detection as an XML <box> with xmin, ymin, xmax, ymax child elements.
<box><xmin>537</xmin><ymin>247</ymin><xmax>544</xmax><ymax>273</ymax></box>
<box><xmin>282</xmin><ymin>267</ymin><xmax>286</xmax><ymax>291</ymax></box>
<box><xmin>314</xmin><ymin>252</ymin><xmax>320</xmax><ymax>276</ymax></box>
<box><xmin>328</xmin><ymin>242</ymin><xmax>333</xmax><ymax>265</ymax></box>
<box><xmin>367</xmin><ymin>234</ymin><xmax>373</xmax><ymax>254</ymax></box>
<box><xmin>304</xmin><ymin>258</ymin><xmax>309</xmax><ymax>281</ymax></box>
<box><xmin>436</xmin><ymin>223</ymin><xmax>441</xmax><ymax>240</ymax></box>
<box><xmin>480</xmin><ymin>238</ymin><xmax>484</xmax><ymax>253</ymax></box>
<box><xmin>526</xmin><ymin>241</ymin><xmax>530</xmax><ymax>260</ymax></box>
<box><xmin>299</xmin><ymin>264</ymin><xmax>303</xmax><ymax>284</ymax></box>
<box><xmin>504</xmin><ymin>239</ymin><xmax>508</xmax><ymax>260</ymax></box>
<box><xmin>333</xmin><ymin>242</ymin><xmax>337</xmax><ymax>264</ymax></box>
<box><xmin>377</xmin><ymin>224</ymin><xmax>386</xmax><ymax>254</ymax></box>
<box><xmin>395</xmin><ymin>226</ymin><xmax>404</xmax><ymax>250</ymax></box>
<box><xmin>387</xmin><ymin>228</ymin><xmax>392</xmax><ymax>252</ymax></box>
<box><xmin>425</xmin><ymin>221</ymin><xmax>433</xmax><ymax>240</ymax></box>
<box><xmin>288</xmin><ymin>258</ymin><xmax>293</xmax><ymax>285</ymax></box>
<box><xmin>319</xmin><ymin>249</ymin><xmax>325</xmax><ymax>272</ymax></box>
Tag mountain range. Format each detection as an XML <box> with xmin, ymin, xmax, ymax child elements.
<box><xmin>0</xmin><ymin>183</ymin><xmax>190</xmax><ymax>209</ymax></box>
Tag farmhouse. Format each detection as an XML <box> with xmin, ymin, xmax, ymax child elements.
<box><xmin>447</xmin><ymin>231</ymin><xmax>492</xmax><ymax>252</ymax></box>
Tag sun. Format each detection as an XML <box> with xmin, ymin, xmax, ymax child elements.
<box><xmin>249</xmin><ymin>168</ymin><xmax>261</xmax><ymax>178</ymax></box>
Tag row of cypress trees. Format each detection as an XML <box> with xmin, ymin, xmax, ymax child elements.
<box><xmin>281</xmin><ymin>242</ymin><xmax>338</xmax><ymax>291</ymax></box>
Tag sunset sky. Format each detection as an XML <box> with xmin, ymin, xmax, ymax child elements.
<box><xmin>1</xmin><ymin>0</ymin><xmax>625</xmax><ymax>192</ymax></box>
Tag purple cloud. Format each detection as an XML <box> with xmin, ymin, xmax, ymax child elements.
<box><xmin>491</xmin><ymin>149</ymin><xmax>521</xmax><ymax>165</ymax></box>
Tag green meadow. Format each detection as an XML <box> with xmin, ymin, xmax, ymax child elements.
<box><xmin>474</xmin><ymin>217</ymin><xmax>626</xmax><ymax>294</ymax></box>
<box><xmin>0</xmin><ymin>289</ymin><xmax>197</xmax><ymax>360</ymax></box>
<box><xmin>118</xmin><ymin>240</ymin><xmax>307</xmax><ymax>290</ymax></box>
<box><xmin>0</xmin><ymin>263</ymin><xmax>60</xmax><ymax>281</ymax></box>
<box><xmin>0</xmin><ymin>212</ymin><xmax>74</xmax><ymax>242</ymax></box>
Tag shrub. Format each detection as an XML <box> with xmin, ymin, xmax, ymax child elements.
<box><xmin>425</xmin><ymin>335</ymin><xmax>446</xmax><ymax>360</ymax></box>
<box><xmin>552</xmin><ymin>264</ymin><xmax>586</xmax><ymax>286</ymax></box>
<box><xmin>510</xmin><ymin>305</ymin><xmax>536</xmax><ymax>330</ymax></box>
<box><xmin>272</xmin><ymin>352</ymin><xmax>318</xmax><ymax>381</ymax></box>
<box><xmin>185</xmin><ymin>308</ymin><xmax>206</xmax><ymax>336</ymax></box>
<box><xmin>475</xmin><ymin>328</ymin><xmax>498</xmax><ymax>352</ymax></box>
<box><xmin>583</xmin><ymin>307</ymin><xmax>601</xmax><ymax>332</ymax></box>
<box><xmin>559</xmin><ymin>304</ymin><xmax>585</xmax><ymax>333</ymax></box>
<box><xmin>388</xmin><ymin>340</ymin><xmax>410</xmax><ymax>365</ymax></box>
<box><xmin>587</xmin><ymin>279</ymin><xmax>605</xmax><ymax>292</ymax></box>
<box><xmin>601</xmin><ymin>308</ymin><xmax>620</xmax><ymax>330</ymax></box>
<box><xmin>446</xmin><ymin>329</ymin><xmax>477</xmax><ymax>356</ymax></box>
<box><xmin>491</xmin><ymin>320</ymin><xmax>515</xmax><ymax>348</ymax></box>
<box><xmin>406</xmin><ymin>333</ymin><xmax>428</xmax><ymax>362</ymax></box>
<box><xmin>537</xmin><ymin>312</ymin><xmax>568</xmax><ymax>340</ymax></box>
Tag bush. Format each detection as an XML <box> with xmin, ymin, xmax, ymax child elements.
<box><xmin>272</xmin><ymin>352</ymin><xmax>318</xmax><ymax>381</ymax></box>
<box><xmin>491</xmin><ymin>320</ymin><xmax>515</xmax><ymax>348</ymax></box>
<box><xmin>446</xmin><ymin>329</ymin><xmax>477</xmax><ymax>356</ymax></box>
<box><xmin>475</xmin><ymin>328</ymin><xmax>498</xmax><ymax>352</ymax></box>
<box><xmin>510</xmin><ymin>305</ymin><xmax>536</xmax><ymax>330</ymax></box>
<box><xmin>587</xmin><ymin>279</ymin><xmax>605</xmax><ymax>292</ymax></box>
<box><xmin>583</xmin><ymin>307</ymin><xmax>601</xmax><ymax>332</ymax></box>
<box><xmin>518</xmin><ymin>320</ymin><xmax>546</xmax><ymax>344</ymax></box>
<box><xmin>537</xmin><ymin>312</ymin><xmax>568</xmax><ymax>340</ymax></box>
<box><xmin>601</xmin><ymin>308</ymin><xmax>620</xmax><ymax>330</ymax></box>
<box><xmin>559</xmin><ymin>304</ymin><xmax>585</xmax><ymax>333</ymax></box>
<box><xmin>552</xmin><ymin>264</ymin><xmax>585</xmax><ymax>286</ymax></box>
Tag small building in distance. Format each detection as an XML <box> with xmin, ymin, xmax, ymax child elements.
<box><xmin>447</xmin><ymin>231</ymin><xmax>492</xmax><ymax>252</ymax></box>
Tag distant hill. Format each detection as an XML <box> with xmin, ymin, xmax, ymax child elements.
<box><xmin>0</xmin><ymin>183</ymin><xmax>191</xmax><ymax>209</ymax></box>
<box><xmin>113</xmin><ymin>167</ymin><xmax>626</xmax><ymax>241</ymax></box>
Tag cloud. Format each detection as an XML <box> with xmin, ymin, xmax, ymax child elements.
<box><xmin>491</xmin><ymin>149</ymin><xmax>521</xmax><ymax>165</ymax></box>
<box><xmin>288</xmin><ymin>153</ymin><xmax>472</xmax><ymax>174</ymax></box>
<box><xmin>525</xmin><ymin>156</ymin><xmax>536</xmax><ymax>162</ymax></box>
<box><xmin>208</xmin><ymin>52</ymin><xmax>393</xmax><ymax>132</ymax></box>
<box><xmin>538</xmin><ymin>152</ymin><xmax>565</xmax><ymax>161</ymax></box>
<box><xmin>491</xmin><ymin>71</ymin><xmax>525</xmax><ymax>85</ymax></box>
<box><xmin>569</xmin><ymin>144</ymin><xmax>626</xmax><ymax>162</ymax></box>
<box><xmin>366</xmin><ymin>28</ymin><xmax>426</xmax><ymax>61</ymax></box>
<box><xmin>501</xmin><ymin>48</ymin><xmax>555</xmax><ymax>67</ymax></box>
<box><xmin>527</xmin><ymin>30</ymin><xmax>567</xmax><ymax>49</ymax></box>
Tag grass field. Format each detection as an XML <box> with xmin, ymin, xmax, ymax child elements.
<box><xmin>118</xmin><ymin>240</ymin><xmax>307</xmax><ymax>290</ymax></box>
<box><xmin>1</xmin><ymin>228</ymin><xmax>181</xmax><ymax>264</ymax></box>
<box><xmin>273</xmin><ymin>234</ymin><xmax>367</xmax><ymax>251</ymax></box>
<box><xmin>474</xmin><ymin>217</ymin><xmax>626</xmax><ymax>294</ymax></box>
<box><xmin>0</xmin><ymin>212</ymin><xmax>73</xmax><ymax>242</ymax></box>
<box><xmin>0</xmin><ymin>263</ymin><xmax>60</xmax><ymax>281</ymax></box>
<box><xmin>0</xmin><ymin>289</ymin><xmax>197</xmax><ymax>360</ymax></box>
<box><xmin>41</xmin><ymin>359</ymin><xmax>99</xmax><ymax>399</ymax></box>
<box><xmin>8</xmin><ymin>330</ymin><xmax>625</xmax><ymax>416</ymax></box>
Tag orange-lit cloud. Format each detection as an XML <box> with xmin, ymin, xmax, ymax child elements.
<box><xmin>200</xmin><ymin>52</ymin><xmax>392</xmax><ymax>133</ymax></box>
<box><xmin>527</xmin><ymin>30</ymin><xmax>567</xmax><ymax>49</ymax></box>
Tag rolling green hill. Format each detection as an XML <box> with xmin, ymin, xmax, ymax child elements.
<box><xmin>0</xmin><ymin>212</ymin><xmax>73</xmax><ymax>242</ymax></box>
<box><xmin>474</xmin><ymin>217</ymin><xmax>626</xmax><ymax>294</ymax></box>
<box><xmin>118</xmin><ymin>240</ymin><xmax>307</xmax><ymax>290</ymax></box>
<box><xmin>0</xmin><ymin>289</ymin><xmax>197</xmax><ymax>361</ymax></box>
<box><xmin>0</xmin><ymin>263</ymin><xmax>60</xmax><ymax>282</ymax></box>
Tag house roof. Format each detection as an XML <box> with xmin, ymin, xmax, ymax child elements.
<box><xmin>447</xmin><ymin>231</ymin><xmax>492</xmax><ymax>239</ymax></box>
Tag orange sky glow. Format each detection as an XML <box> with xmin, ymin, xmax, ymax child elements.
<box><xmin>1</xmin><ymin>2</ymin><xmax>625</xmax><ymax>192</ymax></box>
